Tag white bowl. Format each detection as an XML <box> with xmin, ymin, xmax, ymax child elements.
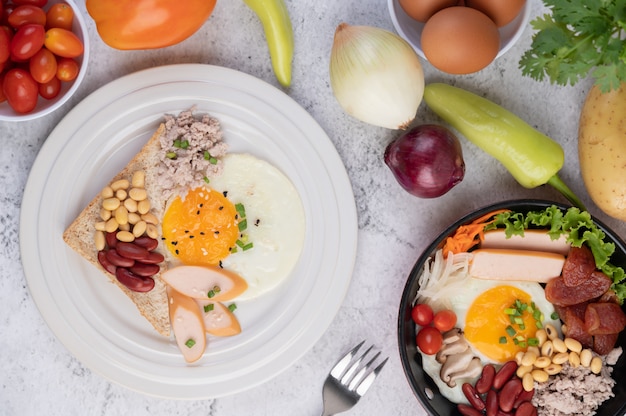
<box><xmin>388</xmin><ymin>0</ymin><xmax>531</xmax><ymax>62</ymax></box>
<box><xmin>0</xmin><ymin>0</ymin><xmax>90</xmax><ymax>121</ymax></box>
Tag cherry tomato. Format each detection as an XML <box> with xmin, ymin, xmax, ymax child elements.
<box><xmin>10</xmin><ymin>23</ymin><xmax>44</xmax><ymax>60</ymax></box>
<box><xmin>55</xmin><ymin>56</ymin><xmax>77</xmax><ymax>81</ymax></box>
<box><xmin>8</xmin><ymin>5</ymin><xmax>46</xmax><ymax>28</ymax></box>
<box><xmin>0</xmin><ymin>72</ymin><xmax>6</xmax><ymax>103</ymax></box>
<box><xmin>433</xmin><ymin>309</ymin><xmax>457</xmax><ymax>332</ymax></box>
<box><xmin>29</xmin><ymin>46</ymin><xmax>56</xmax><ymax>83</ymax></box>
<box><xmin>38</xmin><ymin>75</ymin><xmax>60</xmax><ymax>99</ymax></box>
<box><xmin>416</xmin><ymin>326</ymin><xmax>443</xmax><ymax>355</ymax></box>
<box><xmin>2</xmin><ymin>68</ymin><xmax>38</xmax><ymax>113</ymax></box>
<box><xmin>43</xmin><ymin>27</ymin><xmax>82</xmax><ymax>58</ymax></box>
<box><xmin>46</xmin><ymin>3</ymin><xmax>73</xmax><ymax>30</ymax></box>
<box><xmin>0</xmin><ymin>25</ymin><xmax>11</xmax><ymax>63</ymax></box>
<box><xmin>411</xmin><ymin>303</ymin><xmax>434</xmax><ymax>326</ymax></box>
<box><xmin>13</xmin><ymin>0</ymin><xmax>48</xmax><ymax>7</ymax></box>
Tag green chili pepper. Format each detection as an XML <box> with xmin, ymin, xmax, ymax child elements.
<box><xmin>423</xmin><ymin>83</ymin><xmax>585</xmax><ymax>210</ymax></box>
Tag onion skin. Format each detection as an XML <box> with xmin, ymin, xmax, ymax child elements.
<box><xmin>384</xmin><ymin>125</ymin><xmax>465</xmax><ymax>198</ymax></box>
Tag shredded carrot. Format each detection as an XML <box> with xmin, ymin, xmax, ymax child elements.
<box><xmin>442</xmin><ymin>209</ymin><xmax>511</xmax><ymax>257</ymax></box>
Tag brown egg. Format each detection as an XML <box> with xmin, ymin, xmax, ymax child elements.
<box><xmin>421</xmin><ymin>6</ymin><xmax>500</xmax><ymax>74</ymax></box>
<box><xmin>465</xmin><ymin>0</ymin><xmax>526</xmax><ymax>27</ymax></box>
<box><xmin>398</xmin><ymin>0</ymin><xmax>458</xmax><ymax>23</ymax></box>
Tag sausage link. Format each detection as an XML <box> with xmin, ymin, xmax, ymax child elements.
<box><xmin>105</xmin><ymin>248</ymin><xmax>135</xmax><ymax>268</ymax></box>
<box><xmin>486</xmin><ymin>389</ymin><xmax>499</xmax><ymax>416</ymax></box>
<box><xmin>130</xmin><ymin>262</ymin><xmax>160</xmax><ymax>277</ymax></box>
<box><xmin>462</xmin><ymin>383</ymin><xmax>485</xmax><ymax>411</ymax></box>
<box><xmin>116</xmin><ymin>241</ymin><xmax>150</xmax><ymax>260</ymax></box>
<box><xmin>493</xmin><ymin>361</ymin><xmax>518</xmax><ymax>390</ymax></box>
<box><xmin>115</xmin><ymin>268</ymin><xmax>155</xmax><ymax>292</ymax></box>
<box><xmin>515</xmin><ymin>401</ymin><xmax>537</xmax><ymax>416</ymax></box>
<box><xmin>97</xmin><ymin>250</ymin><xmax>116</xmax><ymax>275</ymax></box>
<box><xmin>498</xmin><ymin>378</ymin><xmax>523</xmax><ymax>413</ymax></box>
<box><xmin>457</xmin><ymin>404</ymin><xmax>483</xmax><ymax>416</ymax></box>
<box><xmin>476</xmin><ymin>364</ymin><xmax>496</xmax><ymax>394</ymax></box>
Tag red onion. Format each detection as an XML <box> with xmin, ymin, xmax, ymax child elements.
<box><xmin>384</xmin><ymin>124</ymin><xmax>465</xmax><ymax>198</ymax></box>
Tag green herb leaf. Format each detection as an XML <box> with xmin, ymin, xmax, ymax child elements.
<box><xmin>519</xmin><ymin>0</ymin><xmax>626</xmax><ymax>92</ymax></box>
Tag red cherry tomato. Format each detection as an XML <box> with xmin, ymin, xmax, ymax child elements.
<box><xmin>0</xmin><ymin>25</ymin><xmax>11</xmax><ymax>63</ymax></box>
<box><xmin>29</xmin><ymin>46</ymin><xmax>56</xmax><ymax>83</ymax></box>
<box><xmin>2</xmin><ymin>68</ymin><xmax>38</xmax><ymax>113</ymax></box>
<box><xmin>10</xmin><ymin>23</ymin><xmax>44</xmax><ymax>60</ymax></box>
<box><xmin>411</xmin><ymin>303</ymin><xmax>434</xmax><ymax>326</ymax></box>
<box><xmin>12</xmin><ymin>0</ymin><xmax>48</xmax><ymax>7</ymax></box>
<box><xmin>55</xmin><ymin>56</ymin><xmax>77</xmax><ymax>81</ymax></box>
<box><xmin>0</xmin><ymin>72</ymin><xmax>6</xmax><ymax>103</ymax></box>
<box><xmin>38</xmin><ymin>75</ymin><xmax>60</xmax><ymax>99</ymax></box>
<box><xmin>416</xmin><ymin>326</ymin><xmax>443</xmax><ymax>355</ymax></box>
<box><xmin>8</xmin><ymin>5</ymin><xmax>47</xmax><ymax>28</ymax></box>
<box><xmin>45</xmin><ymin>3</ymin><xmax>73</xmax><ymax>30</ymax></box>
<box><xmin>433</xmin><ymin>309</ymin><xmax>457</xmax><ymax>332</ymax></box>
<box><xmin>43</xmin><ymin>27</ymin><xmax>82</xmax><ymax>58</ymax></box>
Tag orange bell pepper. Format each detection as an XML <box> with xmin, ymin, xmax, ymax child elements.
<box><xmin>86</xmin><ymin>0</ymin><xmax>217</xmax><ymax>50</ymax></box>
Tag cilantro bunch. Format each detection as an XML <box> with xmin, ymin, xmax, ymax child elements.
<box><xmin>484</xmin><ymin>205</ymin><xmax>626</xmax><ymax>303</ymax></box>
<box><xmin>519</xmin><ymin>0</ymin><xmax>626</xmax><ymax>93</ymax></box>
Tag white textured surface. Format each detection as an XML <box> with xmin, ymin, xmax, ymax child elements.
<box><xmin>1</xmin><ymin>1</ymin><xmax>625</xmax><ymax>415</ymax></box>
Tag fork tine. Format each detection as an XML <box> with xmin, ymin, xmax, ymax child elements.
<box><xmin>347</xmin><ymin>350</ymin><xmax>381</xmax><ymax>391</ymax></box>
<box><xmin>354</xmin><ymin>357</ymin><xmax>388</xmax><ymax>396</ymax></box>
<box><xmin>340</xmin><ymin>345</ymin><xmax>373</xmax><ymax>385</ymax></box>
<box><xmin>330</xmin><ymin>340</ymin><xmax>364</xmax><ymax>378</ymax></box>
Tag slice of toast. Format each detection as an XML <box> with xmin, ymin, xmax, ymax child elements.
<box><xmin>63</xmin><ymin>124</ymin><xmax>171</xmax><ymax>337</ymax></box>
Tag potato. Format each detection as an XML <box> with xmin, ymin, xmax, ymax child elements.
<box><xmin>578</xmin><ymin>82</ymin><xmax>626</xmax><ymax>221</ymax></box>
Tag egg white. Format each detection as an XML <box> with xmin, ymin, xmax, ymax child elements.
<box><xmin>208</xmin><ymin>153</ymin><xmax>306</xmax><ymax>300</ymax></box>
<box><xmin>420</xmin><ymin>274</ymin><xmax>561</xmax><ymax>404</ymax></box>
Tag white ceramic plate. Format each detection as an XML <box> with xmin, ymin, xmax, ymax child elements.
<box><xmin>20</xmin><ymin>64</ymin><xmax>358</xmax><ymax>399</ymax></box>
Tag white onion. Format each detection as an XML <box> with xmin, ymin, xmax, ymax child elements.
<box><xmin>329</xmin><ymin>23</ymin><xmax>425</xmax><ymax>130</ymax></box>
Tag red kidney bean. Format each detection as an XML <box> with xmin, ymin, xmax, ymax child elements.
<box><xmin>116</xmin><ymin>241</ymin><xmax>149</xmax><ymax>260</ymax></box>
<box><xmin>106</xmin><ymin>248</ymin><xmax>135</xmax><ymax>268</ymax></box>
<box><xmin>105</xmin><ymin>231</ymin><xmax>118</xmax><ymax>249</ymax></box>
<box><xmin>486</xmin><ymin>389</ymin><xmax>499</xmax><ymax>416</ymax></box>
<box><xmin>130</xmin><ymin>262</ymin><xmax>160</xmax><ymax>277</ymax></box>
<box><xmin>133</xmin><ymin>236</ymin><xmax>159</xmax><ymax>251</ymax></box>
<box><xmin>493</xmin><ymin>361</ymin><xmax>518</xmax><ymax>390</ymax></box>
<box><xmin>499</xmin><ymin>378</ymin><xmax>523</xmax><ymax>413</ymax></box>
<box><xmin>141</xmin><ymin>251</ymin><xmax>165</xmax><ymax>264</ymax></box>
<box><xmin>97</xmin><ymin>250</ymin><xmax>116</xmax><ymax>275</ymax></box>
<box><xmin>457</xmin><ymin>404</ymin><xmax>483</xmax><ymax>416</ymax></box>
<box><xmin>462</xmin><ymin>383</ymin><xmax>485</xmax><ymax>411</ymax></box>
<box><xmin>513</xmin><ymin>388</ymin><xmax>534</xmax><ymax>409</ymax></box>
<box><xmin>115</xmin><ymin>268</ymin><xmax>155</xmax><ymax>292</ymax></box>
<box><xmin>476</xmin><ymin>363</ymin><xmax>496</xmax><ymax>394</ymax></box>
<box><xmin>515</xmin><ymin>401</ymin><xmax>537</xmax><ymax>416</ymax></box>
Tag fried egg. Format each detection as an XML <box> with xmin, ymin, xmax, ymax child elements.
<box><xmin>161</xmin><ymin>153</ymin><xmax>306</xmax><ymax>301</ymax></box>
<box><xmin>418</xmin><ymin>253</ymin><xmax>560</xmax><ymax>404</ymax></box>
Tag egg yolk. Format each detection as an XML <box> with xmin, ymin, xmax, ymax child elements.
<box><xmin>162</xmin><ymin>187</ymin><xmax>239</xmax><ymax>266</ymax></box>
<box><xmin>464</xmin><ymin>285</ymin><xmax>538</xmax><ymax>363</ymax></box>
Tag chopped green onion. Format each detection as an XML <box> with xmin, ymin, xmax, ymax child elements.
<box><xmin>551</xmin><ymin>312</ymin><xmax>559</xmax><ymax>320</ymax></box>
<box><xmin>528</xmin><ymin>338</ymin><xmax>539</xmax><ymax>346</ymax></box>
<box><xmin>166</xmin><ymin>151</ymin><xmax>177</xmax><ymax>159</ymax></box>
<box><xmin>203</xmin><ymin>176</ymin><xmax>210</xmax><ymax>184</ymax></box>
<box><xmin>514</xmin><ymin>317</ymin><xmax>524</xmax><ymax>325</ymax></box>
<box><xmin>235</xmin><ymin>203</ymin><xmax>246</xmax><ymax>218</ymax></box>
<box><xmin>209</xmin><ymin>156</ymin><xmax>218</xmax><ymax>164</ymax></box>
<box><xmin>238</xmin><ymin>218</ymin><xmax>248</xmax><ymax>232</ymax></box>
<box><xmin>185</xmin><ymin>339</ymin><xmax>196</xmax><ymax>348</ymax></box>
<box><xmin>506</xmin><ymin>326</ymin><xmax>516</xmax><ymax>337</ymax></box>
<box><xmin>504</xmin><ymin>308</ymin><xmax>517</xmax><ymax>315</ymax></box>
<box><xmin>499</xmin><ymin>336</ymin><xmax>507</xmax><ymax>344</ymax></box>
<box><xmin>228</xmin><ymin>303</ymin><xmax>237</xmax><ymax>312</ymax></box>
<box><xmin>204</xmin><ymin>304</ymin><xmax>215</xmax><ymax>313</ymax></box>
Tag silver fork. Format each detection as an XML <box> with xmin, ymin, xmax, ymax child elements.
<box><xmin>319</xmin><ymin>341</ymin><xmax>388</xmax><ymax>416</ymax></box>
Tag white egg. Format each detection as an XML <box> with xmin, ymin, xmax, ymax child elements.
<box><xmin>208</xmin><ymin>153</ymin><xmax>306</xmax><ymax>300</ymax></box>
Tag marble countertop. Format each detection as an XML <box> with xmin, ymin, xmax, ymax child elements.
<box><xmin>2</xmin><ymin>1</ymin><xmax>626</xmax><ymax>415</ymax></box>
